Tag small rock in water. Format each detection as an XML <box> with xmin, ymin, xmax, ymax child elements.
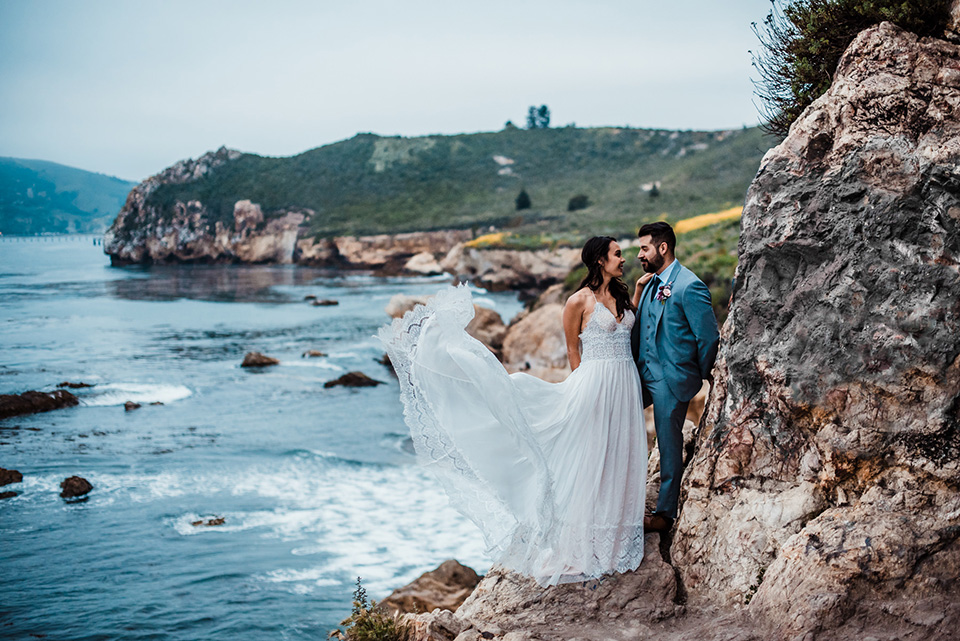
<box><xmin>124</xmin><ymin>401</ymin><xmax>141</xmax><ymax>411</ymax></box>
<box><xmin>0</xmin><ymin>491</ymin><xmax>18</xmax><ymax>500</ymax></box>
<box><xmin>302</xmin><ymin>350</ymin><xmax>327</xmax><ymax>358</ymax></box>
<box><xmin>241</xmin><ymin>352</ymin><xmax>280</xmax><ymax>367</ymax></box>
<box><xmin>323</xmin><ymin>371</ymin><xmax>383</xmax><ymax>388</ymax></box>
<box><xmin>311</xmin><ymin>299</ymin><xmax>339</xmax><ymax>306</ymax></box>
<box><xmin>0</xmin><ymin>467</ymin><xmax>24</xmax><ymax>486</ymax></box>
<box><xmin>57</xmin><ymin>381</ymin><xmax>94</xmax><ymax>389</ymax></box>
<box><xmin>60</xmin><ymin>475</ymin><xmax>93</xmax><ymax>499</ymax></box>
<box><xmin>191</xmin><ymin>517</ymin><xmax>225</xmax><ymax>527</ymax></box>
<box><xmin>304</xmin><ymin>294</ymin><xmax>317</xmax><ymax>301</ymax></box>
<box><xmin>149</xmin><ymin>401</ymin><xmax>164</xmax><ymax>406</ymax></box>
<box><xmin>376</xmin><ymin>353</ymin><xmax>397</xmax><ymax>377</ymax></box>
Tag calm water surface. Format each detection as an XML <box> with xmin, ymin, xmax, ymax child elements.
<box><xmin>0</xmin><ymin>236</ymin><xmax>523</xmax><ymax>640</ymax></box>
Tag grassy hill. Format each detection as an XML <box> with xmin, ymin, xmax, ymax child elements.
<box><xmin>0</xmin><ymin>158</ymin><xmax>136</xmax><ymax>235</ymax></box>
<box><xmin>145</xmin><ymin>126</ymin><xmax>772</xmax><ymax>239</ymax></box>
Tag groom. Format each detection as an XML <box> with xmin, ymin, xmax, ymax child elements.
<box><xmin>630</xmin><ymin>221</ymin><xmax>719</xmax><ymax>532</ymax></box>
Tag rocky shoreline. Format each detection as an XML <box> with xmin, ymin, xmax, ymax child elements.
<box><xmin>105</xmin><ymin>176</ymin><xmax>580</xmax><ymax>292</ymax></box>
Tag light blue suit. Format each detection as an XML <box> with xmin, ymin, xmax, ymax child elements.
<box><xmin>630</xmin><ymin>260</ymin><xmax>719</xmax><ymax>519</ymax></box>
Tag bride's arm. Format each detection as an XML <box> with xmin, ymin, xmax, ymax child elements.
<box><xmin>632</xmin><ymin>272</ymin><xmax>654</xmax><ymax>308</ymax></box>
<box><xmin>562</xmin><ymin>293</ymin><xmax>585</xmax><ymax>371</ymax></box>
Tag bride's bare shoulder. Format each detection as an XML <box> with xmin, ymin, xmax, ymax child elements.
<box><xmin>563</xmin><ymin>288</ymin><xmax>592</xmax><ymax>312</ymax></box>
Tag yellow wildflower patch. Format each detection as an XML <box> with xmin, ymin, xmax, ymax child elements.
<box><xmin>465</xmin><ymin>232</ymin><xmax>508</xmax><ymax>248</ymax></box>
<box><xmin>674</xmin><ymin>207</ymin><xmax>743</xmax><ymax>234</ymax></box>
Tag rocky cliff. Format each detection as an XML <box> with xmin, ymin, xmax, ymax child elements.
<box><xmin>671</xmin><ymin>21</ymin><xmax>960</xmax><ymax>639</ymax></box>
<box><xmin>401</xmin><ymin>21</ymin><xmax>960</xmax><ymax>641</ymax></box>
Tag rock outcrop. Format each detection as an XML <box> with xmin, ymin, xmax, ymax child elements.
<box><xmin>324</xmin><ymin>372</ymin><xmax>383</xmax><ymax>388</ymax></box>
<box><xmin>0</xmin><ymin>468</ymin><xmax>23</xmax><ymax>486</ymax></box>
<box><xmin>241</xmin><ymin>352</ymin><xmax>280</xmax><ymax>368</ymax></box>
<box><xmin>60</xmin><ymin>476</ymin><xmax>93</xmax><ymax>499</ymax></box>
<box><xmin>0</xmin><ymin>389</ymin><xmax>79</xmax><ymax>420</ymax></box>
<box><xmin>501</xmin><ymin>303</ymin><xmax>569</xmax><ymax>383</ymax></box>
<box><xmin>670</xmin><ymin>22</ymin><xmax>960</xmax><ymax>640</ymax></box>
<box><xmin>379</xmin><ymin>560</ymin><xmax>481</xmax><ymax>617</ymax></box>
<box><xmin>441</xmin><ymin>244</ymin><xmax>580</xmax><ymax>294</ymax></box>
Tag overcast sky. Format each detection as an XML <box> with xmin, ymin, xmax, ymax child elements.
<box><xmin>0</xmin><ymin>0</ymin><xmax>773</xmax><ymax>181</ymax></box>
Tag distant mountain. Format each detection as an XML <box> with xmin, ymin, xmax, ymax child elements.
<box><xmin>119</xmin><ymin>126</ymin><xmax>772</xmax><ymax>241</ymax></box>
<box><xmin>0</xmin><ymin>158</ymin><xmax>136</xmax><ymax>235</ymax></box>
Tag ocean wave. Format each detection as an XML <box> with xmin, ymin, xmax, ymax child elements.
<box><xmin>78</xmin><ymin>382</ymin><xmax>193</xmax><ymax>407</ymax></box>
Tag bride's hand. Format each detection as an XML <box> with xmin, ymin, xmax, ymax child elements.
<box><xmin>636</xmin><ymin>273</ymin><xmax>654</xmax><ymax>288</ymax></box>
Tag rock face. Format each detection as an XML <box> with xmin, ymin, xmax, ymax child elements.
<box><xmin>379</xmin><ymin>560</ymin><xmax>481</xmax><ymax>617</ymax></box>
<box><xmin>0</xmin><ymin>389</ymin><xmax>79</xmax><ymax>419</ymax></box>
<box><xmin>501</xmin><ymin>304</ymin><xmax>570</xmax><ymax>383</ymax></box>
<box><xmin>671</xmin><ymin>22</ymin><xmax>960</xmax><ymax>640</ymax></box>
<box><xmin>104</xmin><ymin>147</ymin><xmax>316</xmax><ymax>265</ymax></box>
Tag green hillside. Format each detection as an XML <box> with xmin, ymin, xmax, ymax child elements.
<box><xmin>142</xmin><ymin>126</ymin><xmax>772</xmax><ymax>239</ymax></box>
<box><xmin>0</xmin><ymin>158</ymin><xmax>136</xmax><ymax>235</ymax></box>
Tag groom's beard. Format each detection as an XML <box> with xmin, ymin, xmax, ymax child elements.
<box><xmin>641</xmin><ymin>253</ymin><xmax>664</xmax><ymax>274</ymax></box>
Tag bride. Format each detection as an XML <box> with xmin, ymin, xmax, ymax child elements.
<box><xmin>379</xmin><ymin>236</ymin><xmax>649</xmax><ymax>586</ymax></box>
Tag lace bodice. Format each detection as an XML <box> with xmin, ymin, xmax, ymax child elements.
<box><xmin>579</xmin><ymin>301</ymin><xmax>635</xmax><ymax>363</ymax></box>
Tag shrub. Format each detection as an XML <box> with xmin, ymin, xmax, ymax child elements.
<box><xmin>515</xmin><ymin>189</ymin><xmax>531</xmax><ymax>210</ymax></box>
<box><xmin>567</xmin><ymin>194</ymin><xmax>590</xmax><ymax>211</ymax></box>
<box><xmin>752</xmin><ymin>0</ymin><xmax>952</xmax><ymax>137</ymax></box>
<box><xmin>330</xmin><ymin>577</ymin><xmax>411</xmax><ymax>641</ymax></box>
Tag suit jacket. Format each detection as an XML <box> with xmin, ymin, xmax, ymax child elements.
<box><xmin>630</xmin><ymin>261</ymin><xmax>720</xmax><ymax>404</ymax></box>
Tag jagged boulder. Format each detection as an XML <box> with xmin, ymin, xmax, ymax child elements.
<box><xmin>0</xmin><ymin>468</ymin><xmax>23</xmax><ymax>486</ymax></box>
<box><xmin>60</xmin><ymin>476</ymin><xmax>93</xmax><ymax>499</ymax></box>
<box><xmin>379</xmin><ymin>560</ymin><xmax>481</xmax><ymax>617</ymax></box>
<box><xmin>408</xmin><ymin>535</ymin><xmax>680</xmax><ymax>641</ymax></box>
<box><xmin>672</xmin><ymin>22</ymin><xmax>960</xmax><ymax>640</ymax></box>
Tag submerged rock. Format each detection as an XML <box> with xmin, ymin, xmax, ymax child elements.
<box><xmin>0</xmin><ymin>389</ymin><xmax>79</xmax><ymax>420</ymax></box>
<box><xmin>124</xmin><ymin>401</ymin><xmax>141</xmax><ymax>411</ymax></box>
<box><xmin>302</xmin><ymin>350</ymin><xmax>327</xmax><ymax>358</ymax></box>
<box><xmin>241</xmin><ymin>352</ymin><xmax>280</xmax><ymax>367</ymax></box>
<box><xmin>323</xmin><ymin>372</ymin><xmax>383</xmax><ymax>389</ymax></box>
<box><xmin>191</xmin><ymin>517</ymin><xmax>225</xmax><ymax>527</ymax></box>
<box><xmin>60</xmin><ymin>476</ymin><xmax>93</xmax><ymax>499</ymax></box>
<box><xmin>0</xmin><ymin>491</ymin><xmax>17</xmax><ymax>500</ymax></box>
<box><xmin>379</xmin><ymin>560</ymin><xmax>481</xmax><ymax>617</ymax></box>
<box><xmin>311</xmin><ymin>299</ymin><xmax>339</xmax><ymax>306</ymax></box>
<box><xmin>57</xmin><ymin>381</ymin><xmax>94</xmax><ymax>389</ymax></box>
<box><xmin>0</xmin><ymin>467</ymin><xmax>23</xmax><ymax>486</ymax></box>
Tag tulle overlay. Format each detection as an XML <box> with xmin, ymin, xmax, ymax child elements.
<box><xmin>379</xmin><ymin>285</ymin><xmax>647</xmax><ymax>586</ymax></box>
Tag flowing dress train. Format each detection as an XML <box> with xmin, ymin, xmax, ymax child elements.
<box><xmin>379</xmin><ymin>285</ymin><xmax>647</xmax><ymax>586</ymax></box>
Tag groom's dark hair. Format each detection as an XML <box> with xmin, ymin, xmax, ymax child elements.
<box><xmin>637</xmin><ymin>221</ymin><xmax>676</xmax><ymax>254</ymax></box>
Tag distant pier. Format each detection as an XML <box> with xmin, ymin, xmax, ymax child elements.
<box><xmin>0</xmin><ymin>234</ymin><xmax>103</xmax><ymax>245</ymax></box>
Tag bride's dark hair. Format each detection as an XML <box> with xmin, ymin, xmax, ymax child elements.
<box><xmin>578</xmin><ymin>236</ymin><xmax>634</xmax><ymax>318</ymax></box>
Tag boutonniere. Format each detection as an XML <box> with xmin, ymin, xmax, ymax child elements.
<box><xmin>656</xmin><ymin>284</ymin><xmax>672</xmax><ymax>304</ymax></box>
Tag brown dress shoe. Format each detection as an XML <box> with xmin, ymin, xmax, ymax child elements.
<box><xmin>643</xmin><ymin>513</ymin><xmax>675</xmax><ymax>532</ymax></box>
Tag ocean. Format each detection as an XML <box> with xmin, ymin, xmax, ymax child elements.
<box><xmin>0</xmin><ymin>235</ymin><xmax>524</xmax><ymax>640</ymax></box>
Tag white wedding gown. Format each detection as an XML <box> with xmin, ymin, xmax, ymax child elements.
<box><xmin>379</xmin><ymin>286</ymin><xmax>647</xmax><ymax>586</ymax></box>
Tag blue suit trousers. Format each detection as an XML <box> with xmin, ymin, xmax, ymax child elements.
<box><xmin>646</xmin><ymin>378</ymin><xmax>689</xmax><ymax>519</ymax></box>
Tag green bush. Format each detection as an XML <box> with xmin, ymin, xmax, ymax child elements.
<box><xmin>753</xmin><ymin>0</ymin><xmax>951</xmax><ymax>137</ymax></box>
<box><xmin>330</xmin><ymin>578</ymin><xmax>411</xmax><ymax>641</ymax></box>
<box><xmin>567</xmin><ymin>194</ymin><xmax>590</xmax><ymax>211</ymax></box>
